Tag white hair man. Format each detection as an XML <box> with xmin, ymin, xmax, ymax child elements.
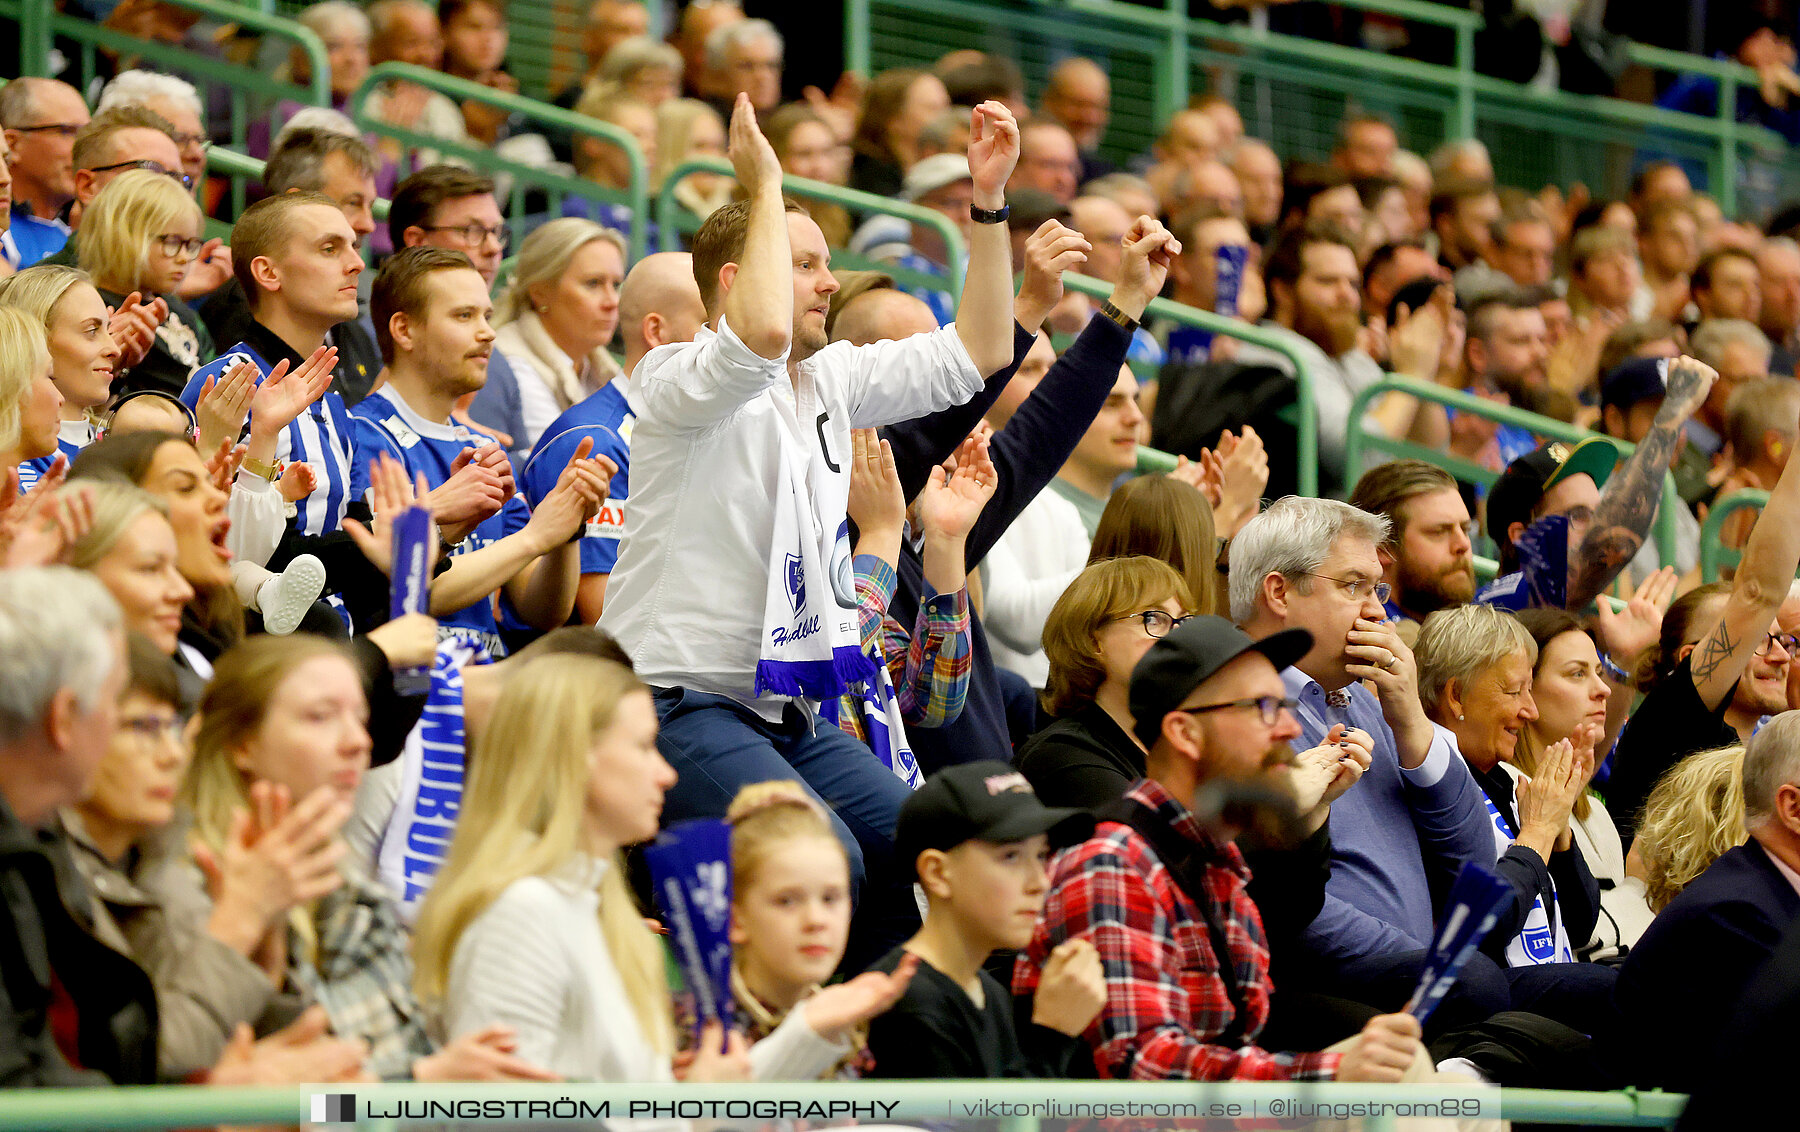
<box><xmin>0</xmin><ymin>567</ymin><xmax>155</xmax><ymax>1085</ymax></box>
<box><xmin>704</xmin><ymin>17</ymin><xmax>783</xmax><ymax>114</ymax></box>
<box><xmin>96</xmin><ymin>70</ymin><xmax>208</xmax><ymax>189</ymax></box>
<box><xmin>1231</xmin><ymin>496</ymin><xmax>1510</xmax><ymax>1022</ymax></box>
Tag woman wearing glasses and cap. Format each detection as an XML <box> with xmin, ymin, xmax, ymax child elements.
<box><xmin>77</xmin><ymin>169</ymin><xmax>215</xmax><ymax>398</ymax></box>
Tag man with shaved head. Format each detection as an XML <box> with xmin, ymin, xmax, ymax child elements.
<box><xmin>520</xmin><ymin>251</ymin><xmax>707</xmax><ymax>623</ymax></box>
<box><xmin>832</xmin><ymin>285</ymin><xmax>941</xmax><ymax>349</ymax></box>
<box><xmin>1011</xmin><ymin>121</ymin><xmax>1082</xmax><ymax>205</ymax></box>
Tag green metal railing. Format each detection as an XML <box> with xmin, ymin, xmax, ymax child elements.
<box><xmin>848</xmin><ymin>0</ymin><xmax>1795</xmax><ymax>213</ymax></box>
<box><xmin>0</xmin><ymin>1080</ymin><xmax>1689</xmax><ymax>1131</ymax></box>
<box><xmin>652</xmin><ymin>156</ymin><xmax>968</xmax><ymax>298</ymax></box>
<box><xmin>1343</xmin><ymin>376</ymin><xmax>1683</xmax><ymax>571</ymax></box>
<box><xmin>348</xmin><ymin>63</ymin><xmax>650</xmax><ymax>263</ymax></box>
<box><xmin>1063</xmin><ymin>276</ymin><xmax>1320</xmax><ymax>499</ymax></box>
<box><xmin>1700</xmin><ymin>488</ymin><xmax>1769</xmax><ymax>583</ymax></box>
<box><xmin>4</xmin><ymin>0</ymin><xmax>328</xmax><ymax>220</ymax></box>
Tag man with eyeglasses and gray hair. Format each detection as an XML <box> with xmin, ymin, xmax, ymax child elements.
<box><xmin>0</xmin><ymin>566</ymin><xmax>158</xmax><ymax>1084</ymax></box>
<box><xmin>1231</xmin><ymin>495</ymin><xmax>1507</xmax><ymax>1029</ymax></box>
<box><xmin>96</xmin><ymin>71</ymin><xmax>209</xmax><ymax>192</ymax></box>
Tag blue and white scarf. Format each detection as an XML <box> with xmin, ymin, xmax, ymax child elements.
<box><xmin>752</xmin><ymin>386</ymin><xmax>876</xmax><ymax>700</ymax></box>
<box><xmin>1482</xmin><ymin>778</ymin><xmax>1573</xmax><ymax>967</ymax></box>
<box><xmin>376</xmin><ymin>640</ymin><xmax>484</xmax><ymax>926</ymax></box>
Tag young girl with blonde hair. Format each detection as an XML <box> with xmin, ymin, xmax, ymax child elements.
<box><xmin>77</xmin><ymin>169</ymin><xmax>215</xmax><ymax>396</ymax></box>
<box><xmin>721</xmin><ymin>780</ymin><xmax>917</xmax><ymax>1077</ymax></box>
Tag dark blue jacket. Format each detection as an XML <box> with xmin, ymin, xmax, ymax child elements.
<box><xmin>883</xmin><ymin>315</ymin><xmax>1133</xmax><ymax>772</ymax></box>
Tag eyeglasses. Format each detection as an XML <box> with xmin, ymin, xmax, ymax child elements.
<box><xmin>87</xmin><ymin>158</ymin><xmax>194</xmax><ymax>191</ymax></box>
<box><xmin>169</xmin><ymin>131</ymin><xmax>211</xmax><ymax>153</ymax></box>
<box><xmin>1115</xmin><ymin>610</ymin><xmax>1191</xmax><ymax>638</ymax></box>
<box><xmin>1756</xmin><ymin>632</ymin><xmax>1800</xmax><ymax>657</ymax></box>
<box><xmin>155</xmin><ymin>234</ymin><xmax>205</xmax><ymax>258</ymax></box>
<box><xmin>1304</xmin><ymin>572</ymin><xmax>1391</xmax><ymax>605</ymax></box>
<box><xmin>12</xmin><ymin>122</ymin><xmax>83</xmax><ymax>138</ymax></box>
<box><xmin>117</xmin><ymin>715</ymin><xmax>183</xmax><ymax>745</ymax></box>
<box><xmin>1178</xmin><ymin>695</ymin><xmax>1298</xmax><ymax>726</ymax></box>
<box><xmin>423</xmin><ymin>222</ymin><xmax>509</xmax><ymax>249</ymax></box>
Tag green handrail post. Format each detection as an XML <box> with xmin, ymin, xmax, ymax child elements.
<box><xmin>651</xmin><ymin>156</ymin><xmax>968</xmax><ymax>293</ymax></box>
<box><xmin>1343</xmin><ymin>376</ymin><xmax>1682</xmax><ymax>572</ymax></box>
<box><xmin>348</xmin><ymin>63</ymin><xmax>649</xmax><ymax>264</ymax></box>
<box><xmin>1452</xmin><ymin>21</ymin><xmax>1476</xmax><ymax>139</ymax></box>
<box><xmin>846</xmin><ymin>0</ymin><xmax>871</xmax><ymax>79</ymax></box>
<box><xmin>1716</xmin><ymin>71</ymin><xmax>1741</xmax><ymax>217</ymax></box>
<box><xmin>1060</xmin><ymin>276</ymin><xmax>1318</xmax><ymax>499</ymax></box>
<box><xmin>1699</xmin><ymin>488</ymin><xmax>1769</xmax><ymax>583</ymax></box>
<box><xmin>1160</xmin><ymin>0</ymin><xmax>1188</xmax><ymax>129</ymax></box>
<box><xmin>19</xmin><ymin>0</ymin><xmax>49</xmax><ymax>79</ymax></box>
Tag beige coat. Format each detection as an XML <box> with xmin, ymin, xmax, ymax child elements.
<box><xmin>58</xmin><ymin>810</ymin><xmax>304</xmax><ymax>1080</ymax></box>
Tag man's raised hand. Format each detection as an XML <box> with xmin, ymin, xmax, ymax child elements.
<box><xmin>966</xmin><ymin>100</ymin><xmax>1020</xmax><ymax>207</ymax></box>
<box><xmin>728</xmin><ymin>92</ymin><xmax>783</xmax><ymax>197</ymax></box>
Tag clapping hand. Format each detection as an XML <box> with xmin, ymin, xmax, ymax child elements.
<box><xmin>915</xmin><ymin>430</ymin><xmax>997</xmax><ymax>542</ymax></box>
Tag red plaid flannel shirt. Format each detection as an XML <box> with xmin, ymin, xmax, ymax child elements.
<box><xmin>1013</xmin><ymin>778</ymin><xmax>1341</xmax><ymax>1082</ymax></box>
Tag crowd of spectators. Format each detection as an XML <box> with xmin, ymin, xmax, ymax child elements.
<box><xmin>3</xmin><ymin>0</ymin><xmax>1800</xmax><ymax>1124</ymax></box>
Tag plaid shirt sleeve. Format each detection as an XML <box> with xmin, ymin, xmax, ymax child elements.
<box><xmin>1034</xmin><ymin>838</ymin><xmax>1341</xmax><ymax>1083</ymax></box>
<box><xmin>890</xmin><ymin>583</ymin><xmax>970</xmax><ymax>729</ymax></box>
<box><xmin>852</xmin><ymin>554</ymin><xmax>898</xmax><ymax>655</ymax></box>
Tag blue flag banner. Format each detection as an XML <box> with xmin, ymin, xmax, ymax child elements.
<box><xmin>644</xmin><ymin>818</ymin><xmax>735</xmax><ymax>1030</ymax></box>
<box><xmin>1405</xmin><ymin>861</ymin><xmax>1511</xmax><ymax>1026</ymax></box>
<box><xmin>389</xmin><ymin>504</ymin><xmax>435</xmax><ymax>694</ymax></box>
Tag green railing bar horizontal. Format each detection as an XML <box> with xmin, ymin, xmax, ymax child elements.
<box><xmin>348</xmin><ymin>62</ymin><xmax>650</xmax><ymax>264</ymax></box>
<box><xmin>651</xmin><ymin>155</ymin><xmax>970</xmax><ymax>291</ymax></box>
<box><xmin>6</xmin><ymin>0</ymin><xmax>329</xmax><ymax>108</ymax></box>
<box><xmin>0</xmin><ymin>1081</ymin><xmax>1689</xmax><ymax>1130</ymax></box>
<box><xmin>1063</xmin><ymin>276</ymin><xmax>1319</xmax><ymax>499</ymax></box>
<box><xmin>1699</xmin><ymin>488</ymin><xmax>1769</xmax><ymax>583</ymax></box>
<box><xmin>1343</xmin><ymin>376</ymin><xmax>1682</xmax><ymax>571</ymax></box>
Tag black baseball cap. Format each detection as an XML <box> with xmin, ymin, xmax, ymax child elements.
<box><xmin>1128</xmin><ymin>616</ymin><xmax>1313</xmax><ymax>747</ymax></box>
<box><xmin>1600</xmin><ymin>356</ymin><xmax>1671</xmax><ymax>414</ymax></box>
<box><xmin>895</xmin><ymin>762</ymin><xmax>1095</xmax><ymax>877</ymax></box>
<box><xmin>1485</xmin><ymin>436</ymin><xmax>1621</xmax><ymax>551</ymax></box>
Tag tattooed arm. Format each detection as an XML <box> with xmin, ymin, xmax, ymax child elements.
<box><xmin>1566</xmin><ymin>357</ymin><xmax>1715</xmax><ymax>611</ymax></box>
<box><xmin>1688</xmin><ymin>386</ymin><xmax>1800</xmax><ymax>711</ymax></box>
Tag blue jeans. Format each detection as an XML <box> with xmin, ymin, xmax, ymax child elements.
<box><xmin>651</xmin><ymin>686</ymin><xmax>921</xmax><ymax>971</ymax></box>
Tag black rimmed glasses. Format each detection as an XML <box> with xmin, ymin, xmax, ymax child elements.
<box><xmin>1177</xmin><ymin>696</ymin><xmax>1297</xmax><ymax>726</ymax></box>
<box><xmin>88</xmin><ymin>158</ymin><xmax>194</xmax><ymax>191</ymax></box>
<box><xmin>423</xmin><ymin>222</ymin><xmax>509</xmax><ymax>249</ymax></box>
<box><xmin>155</xmin><ymin>234</ymin><xmax>205</xmax><ymax>258</ymax></box>
<box><xmin>1756</xmin><ymin>632</ymin><xmax>1800</xmax><ymax>657</ymax></box>
<box><xmin>1305</xmin><ymin>572</ymin><xmax>1391</xmax><ymax>605</ymax></box>
<box><xmin>1114</xmin><ymin>610</ymin><xmax>1191</xmax><ymax>638</ymax></box>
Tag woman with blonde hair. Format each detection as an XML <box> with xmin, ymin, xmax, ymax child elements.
<box><xmin>1631</xmin><ymin>745</ymin><xmax>1747</xmax><ymax>913</ymax></box>
<box><xmin>0</xmin><ymin>306</ymin><xmax>61</xmax><ymax>482</ymax></box>
<box><xmin>473</xmin><ymin>218</ymin><xmax>626</xmax><ymax>461</ymax></box>
<box><xmin>765</xmin><ymin>104</ymin><xmax>850</xmax><ymax>246</ymax></box>
<box><xmin>654</xmin><ymin>98</ymin><xmax>731</xmax><ymax>220</ymax></box>
<box><xmin>183</xmin><ymin>634</ymin><xmax>555</xmax><ymax>1082</ymax></box>
<box><xmin>77</xmin><ymin>170</ymin><xmax>214</xmax><ymax>396</ymax></box>
<box><xmin>0</xmin><ymin>265</ymin><xmax>123</xmax><ymax>487</ymax></box>
<box><xmin>64</xmin><ymin>481</ymin><xmax>193</xmax><ymax>661</ymax></box>
<box><xmin>416</xmin><ymin>654</ymin><xmax>854</xmax><ymax>1087</ymax></box>
<box><xmin>1415</xmin><ymin>603</ymin><xmax>1615</xmax><ymax>1031</ymax></box>
<box><xmin>1015</xmin><ymin>556</ymin><xmax>1195</xmax><ymax>807</ymax></box>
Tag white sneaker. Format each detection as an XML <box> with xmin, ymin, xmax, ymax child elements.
<box><xmin>258</xmin><ymin>554</ymin><xmax>326</xmax><ymax>635</ymax></box>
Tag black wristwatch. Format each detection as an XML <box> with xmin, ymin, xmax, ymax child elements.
<box><xmin>969</xmin><ymin>203</ymin><xmax>1010</xmax><ymax>225</ymax></box>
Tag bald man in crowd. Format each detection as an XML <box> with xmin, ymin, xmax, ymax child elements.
<box><xmin>517</xmin><ymin>252</ymin><xmax>708</xmax><ymax>624</ymax></box>
<box><xmin>1040</xmin><ymin>57</ymin><xmax>1113</xmax><ymax>183</ymax></box>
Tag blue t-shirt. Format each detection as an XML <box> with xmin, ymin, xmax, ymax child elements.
<box><xmin>350</xmin><ymin>386</ymin><xmax>529</xmax><ymax>657</ymax></box>
<box><xmin>181</xmin><ymin>337</ymin><xmax>364</xmax><ymax>536</ymax></box>
<box><xmin>495</xmin><ymin>379</ymin><xmax>633</xmax><ymax>635</ymax></box>
<box><xmin>8</xmin><ymin>210</ymin><xmax>70</xmax><ymax>269</ymax></box>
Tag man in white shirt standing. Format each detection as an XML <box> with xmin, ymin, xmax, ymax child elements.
<box><xmin>601</xmin><ymin>92</ymin><xmax>1020</xmax><ymax>965</ymax></box>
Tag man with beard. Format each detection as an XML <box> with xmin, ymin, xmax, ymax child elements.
<box><xmin>352</xmin><ymin>247</ymin><xmax>613</xmax><ymax>655</ymax></box>
<box><xmin>1478</xmin><ymin>355</ymin><xmax>1712</xmax><ymax>616</ymax></box>
<box><xmin>1231</xmin><ymin>497</ymin><xmax>1509</xmax><ymax>1028</ymax></box>
<box><xmin>1232</xmin><ymin>223</ymin><xmax>1382</xmax><ymax>494</ymax></box>
<box><xmin>1014</xmin><ymin>615</ymin><xmax>1431</xmax><ymax>1083</ymax></box>
<box><xmin>1464</xmin><ymin>291</ymin><xmax>1554</xmax><ymax>468</ymax></box>
<box><xmin>1349</xmin><ymin>462</ymin><xmax>1475</xmax><ymax>642</ymax></box>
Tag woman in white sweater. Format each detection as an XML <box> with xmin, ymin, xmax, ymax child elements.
<box><xmin>414</xmin><ymin>654</ymin><xmax>886</xmax><ymax>1086</ymax></box>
